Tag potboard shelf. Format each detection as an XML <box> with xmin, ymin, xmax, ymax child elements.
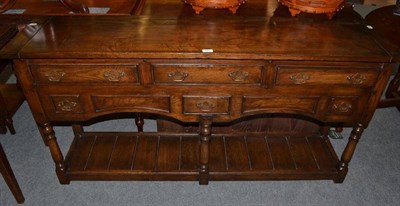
<box><xmin>64</xmin><ymin>132</ymin><xmax>340</xmax><ymax>181</ymax></box>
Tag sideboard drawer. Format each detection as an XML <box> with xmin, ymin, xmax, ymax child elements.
<box><xmin>183</xmin><ymin>96</ymin><xmax>231</xmax><ymax>114</ymax></box>
<box><xmin>275</xmin><ymin>64</ymin><xmax>379</xmax><ymax>87</ymax></box>
<box><xmin>324</xmin><ymin>96</ymin><xmax>368</xmax><ymax>122</ymax></box>
<box><xmin>150</xmin><ymin>61</ymin><xmax>264</xmax><ymax>85</ymax></box>
<box><xmin>31</xmin><ymin>65</ymin><xmax>139</xmax><ymax>84</ymax></box>
<box><xmin>242</xmin><ymin>96</ymin><xmax>319</xmax><ymax>116</ymax></box>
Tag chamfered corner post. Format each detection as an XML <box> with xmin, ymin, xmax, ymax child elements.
<box><xmin>199</xmin><ymin>116</ymin><xmax>212</xmax><ymax>185</ymax></box>
<box><xmin>335</xmin><ymin>123</ymin><xmax>364</xmax><ymax>183</ymax></box>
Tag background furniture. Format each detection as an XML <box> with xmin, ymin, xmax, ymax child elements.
<box><xmin>0</xmin><ymin>23</ymin><xmax>24</xmax><ymax>204</ymax></box>
<box><xmin>366</xmin><ymin>5</ymin><xmax>400</xmax><ymax>110</ymax></box>
<box><xmin>1</xmin><ymin>0</ymin><xmax>145</xmax><ymax>15</ymax></box>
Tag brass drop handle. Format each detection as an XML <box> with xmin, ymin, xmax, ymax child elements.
<box><xmin>57</xmin><ymin>100</ymin><xmax>77</xmax><ymax>112</ymax></box>
<box><xmin>347</xmin><ymin>73</ymin><xmax>366</xmax><ymax>85</ymax></box>
<box><xmin>45</xmin><ymin>71</ymin><xmax>65</xmax><ymax>82</ymax></box>
<box><xmin>196</xmin><ymin>101</ymin><xmax>216</xmax><ymax>112</ymax></box>
<box><xmin>228</xmin><ymin>70</ymin><xmax>249</xmax><ymax>82</ymax></box>
<box><xmin>104</xmin><ymin>70</ymin><xmax>126</xmax><ymax>82</ymax></box>
<box><xmin>289</xmin><ymin>73</ymin><xmax>310</xmax><ymax>84</ymax></box>
<box><xmin>168</xmin><ymin>71</ymin><xmax>189</xmax><ymax>82</ymax></box>
<box><xmin>333</xmin><ymin>102</ymin><xmax>353</xmax><ymax>113</ymax></box>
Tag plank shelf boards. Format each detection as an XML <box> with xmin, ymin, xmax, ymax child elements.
<box><xmin>64</xmin><ymin>132</ymin><xmax>340</xmax><ymax>181</ymax></box>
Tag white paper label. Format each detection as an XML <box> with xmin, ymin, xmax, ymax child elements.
<box><xmin>202</xmin><ymin>49</ymin><xmax>214</xmax><ymax>53</ymax></box>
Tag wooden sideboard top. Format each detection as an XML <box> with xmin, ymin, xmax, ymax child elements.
<box><xmin>1</xmin><ymin>4</ymin><xmax>391</xmax><ymax>62</ymax></box>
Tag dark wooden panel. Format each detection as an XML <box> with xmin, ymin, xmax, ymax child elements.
<box><xmin>287</xmin><ymin>136</ymin><xmax>318</xmax><ymax>171</ymax></box>
<box><xmin>108</xmin><ymin>135</ymin><xmax>138</xmax><ymax>170</ymax></box>
<box><xmin>157</xmin><ymin>136</ymin><xmax>180</xmax><ymax>171</ymax></box>
<box><xmin>267</xmin><ymin>136</ymin><xmax>296</xmax><ymax>170</ymax></box>
<box><xmin>209</xmin><ymin>136</ymin><xmax>227</xmax><ymax>172</ymax></box>
<box><xmin>180</xmin><ymin>137</ymin><xmax>198</xmax><ymax>171</ymax></box>
<box><xmin>225</xmin><ymin>136</ymin><xmax>250</xmax><ymax>171</ymax></box>
<box><xmin>132</xmin><ymin>136</ymin><xmax>158</xmax><ymax>171</ymax></box>
<box><xmin>307</xmin><ymin>136</ymin><xmax>337</xmax><ymax>170</ymax></box>
<box><xmin>246</xmin><ymin>136</ymin><xmax>273</xmax><ymax>170</ymax></box>
<box><xmin>85</xmin><ymin>135</ymin><xmax>116</xmax><ymax>171</ymax></box>
<box><xmin>68</xmin><ymin>135</ymin><xmax>96</xmax><ymax>171</ymax></box>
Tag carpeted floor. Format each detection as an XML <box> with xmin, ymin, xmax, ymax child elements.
<box><xmin>1</xmin><ymin>2</ymin><xmax>400</xmax><ymax>206</ymax></box>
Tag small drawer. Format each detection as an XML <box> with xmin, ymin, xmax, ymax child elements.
<box><xmin>324</xmin><ymin>96</ymin><xmax>367</xmax><ymax>122</ymax></box>
<box><xmin>31</xmin><ymin>65</ymin><xmax>139</xmax><ymax>84</ymax></box>
<box><xmin>151</xmin><ymin>61</ymin><xmax>263</xmax><ymax>85</ymax></box>
<box><xmin>183</xmin><ymin>96</ymin><xmax>231</xmax><ymax>114</ymax></box>
<box><xmin>50</xmin><ymin>95</ymin><xmax>84</xmax><ymax>114</ymax></box>
<box><xmin>275</xmin><ymin>64</ymin><xmax>379</xmax><ymax>87</ymax></box>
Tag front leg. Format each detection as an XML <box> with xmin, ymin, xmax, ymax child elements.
<box><xmin>335</xmin><ymin>123</ymin><xmax>364</xmax><ymax>183</ymax></box>
<box><xmin>40</xmin><ymin>122</ymin><xmax>70</xmax><ymax>184</ymax></box>
<box><xmin>199</xmin><ymin>116</ymin><xmax>212</xmax><ymax>185</ymax></box>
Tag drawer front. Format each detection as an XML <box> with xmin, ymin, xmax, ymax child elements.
<box><xmin>151</xmin><ymin>61</ymin><xmax>264</xmax><ymax>85</ymax></box>
<box><xmin>275</xmin><ymin>64</ymin><xmax>379</xmax><ymax>87</ymax></box>
<box><xmin>183</xmin><ymin>96</ymin><xmax>231</xmax><ymax>114</ymax></box>
<box><xmin>40</xmin><ymin>93</ymin><xmax>171</xmax><ymax>119</ymax></box>
<box><xmin>242</xmin><ymin>96</ymin><xmax>319</xmax><ymax>116</ymax></box>
<box><xmin>31</xmin><ymin>65</ymin><xmax>139</xmax><ymax>84</ymax></box>
<box><xmin>91</xmin><ymin>95</ymin><xmax>170</xmax><ymax>113</ymax></box>
<box><xmin>324</xmin><ymin>96</ymin><xmax>368</xmax><ymax>122</ymax></box>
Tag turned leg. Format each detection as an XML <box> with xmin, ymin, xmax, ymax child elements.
<box><xmin>135</xmin><ymin>113</ymin><xmax>144</xmax><ymax>132</ymax></box>
<box><xmin>0</xmin><ymin>143</ymin><xmax>24</xmax><ymax>203</ymax></box>
<box><xmin>40</xmin><ymin>122</ymin><xmax>69</xmax><ymax>184</ymax></box>
<box><xmin>199</xmin><ymin>116</ymin><xmax>212</xmax><ymax>185</ymax></box>
<box><xmin>36</xmin><ymin>122</ymin><xmax>49</xmax><ymax>146</ymax></box>
<box><xmin>335</xmin><ymin>123</ymin><xmax>364</xmax><ymax>183</ymax></box>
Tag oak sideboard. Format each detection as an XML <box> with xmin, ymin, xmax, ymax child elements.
<box><xmin>2</xmin><ymin>5</ymin><xmax>396</xmax><ymax>184</ymax></box>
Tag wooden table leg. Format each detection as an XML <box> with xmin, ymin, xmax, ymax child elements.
<box><xmin>40</xmin><ymin>122</ymin><xmax>69</xmax><ymax>184</ymax></box>
<box><xmin>0</xmin><ymin>143</ymin><xmax>24</xmax><ymax>204</ymax></box>
<box><xmin>199</xmin><ymin>116</ymin><xmax>211</xmax><ymax>185</ymax></box>
<box><xmin>335</xmin><ymin>123</ymin><xmax>364</xmax><ymax>183</ymax></box>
